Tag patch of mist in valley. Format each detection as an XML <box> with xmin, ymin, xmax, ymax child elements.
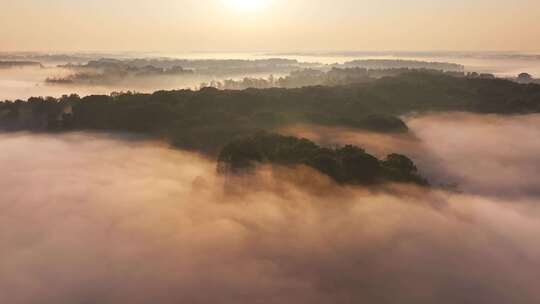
<box><xmin>3</xmin><ymin>51</ymin><xmax>540</xmax><ymax>101</ymax></box>
<box><xmin>0</xmin><ymin>65</ymin><xmax>287</xmax><ymax>101</ymax></box>
<box><xmin>1</xmin><ymin>112</ymin><xmax>540</xmax><ymax>303</ymax></box>
<box><xmin>0</xmin><ymin>66</ymin><xmax>115</xmax><ymax>101</ymax></box>
<box><xmin>282</xmin><ymin>113</ymin><xmax>540</xmax><ymax>199</ymax></box>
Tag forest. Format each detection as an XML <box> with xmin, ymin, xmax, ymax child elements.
<box><xmin>218</xmin><ymin>132</ymin><xmax>427</xmax><ymax>185</ymax></box>
<box><xmin>2</xmin><ymin>70</ymin><xmax>540</xmax><ymax>184</ymax></box>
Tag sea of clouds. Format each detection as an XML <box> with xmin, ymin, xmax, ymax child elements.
<box><xmin>1</xmin><ymin>113</ymin><xmax>540</xmax><ymax>303</ymax></box>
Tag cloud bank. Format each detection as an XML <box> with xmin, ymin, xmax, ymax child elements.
<box><xmin>1</xmin><ymin>113</ymin><xmax>540</xmax><ymax>304</ymax></box>
<box><xmin>283</xmin><ymin>113</ymin><xmax>540</xmax><ymax>199</ymax></box>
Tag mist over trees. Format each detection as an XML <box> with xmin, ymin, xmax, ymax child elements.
<box><xmin>3</xmin><ymin>126</ymin><xmax>540</xmax><ymax>304</ymax></box>
<box><xmin>0</xmin><ymin>61</ymin><xmax>44</xmax><ymax>69</ymax></box>
<box><xmin>218</xmin><ymin>132</ymin><xmax>427</xmax><ymax>185</ymax></box>
<box><xmin>46</xmin><ymin>57</ymin><xmax>466</xmax><ymax>87</ymax></box>
<box><xmin>48</xmin><ymin>58</ymin><xmax>308</xmax><ymax>85</ymax></box>
<box><xmin>2</xmin><ymin>71</ymin><xmax>540</xmax><ymax>150</ymax></box>
<box><xmin>2</xmin><ymin>70</ymin><xmax>540</xmax><ymax>185</ymax></box>
<box><xmin>46</xmin><ymin>65</ymin><xmax>194</xmax><ymax>85</ymax></box>
<box><xmin>338</xmin><ymin>59</ymin><xmax>464</xmax><ymax>71</ymax></box>
<box><xmin>3</xmin><ymin>0</ymin><xmax>540</xmax><ymax>300</ymax></box>
<box><xmin>203</xmin><ymin>67</ymin><xmax>466</xmax><ymax>90</ymax></box>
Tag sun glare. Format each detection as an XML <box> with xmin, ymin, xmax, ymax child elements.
<box><xmin>223</xmin><ymin>0</ymin><xmax>270</xmax><ymax>12</ymax></box>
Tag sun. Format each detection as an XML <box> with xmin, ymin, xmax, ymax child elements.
<box><xmin>222</xmin><ymin>0</ymin><xmax>270</xmax><ymax>12</ymax></box>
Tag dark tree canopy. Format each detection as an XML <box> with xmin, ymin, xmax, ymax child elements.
<box><xmin>218</xmin><ymin>132</ymin><xmax>428</xmax><ymax>186</ymax></box>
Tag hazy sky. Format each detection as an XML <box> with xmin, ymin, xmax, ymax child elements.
<box><xmin>2</xmin><ymin>0</ymin><xmax>540</xmax><ymax>52</ymax></box>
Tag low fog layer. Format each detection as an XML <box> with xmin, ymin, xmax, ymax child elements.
<box><xmin>0</xmin><ymin>65</ymin><xmax>274</xmax><ymax>101</ymax></box>
<box><xmin>1</xmin><ymin>113</ymin><xmax>540</xmax><ymax>304</ymax></box>
<box><xmin>0</xmin><ymin>67</ymin><xmax>108</xmax><ymax>101</ymax></box>
<box><xmin>283</xmin><ymin>113</ymin><xmax>540</xmax><ymax>199</ymax></box>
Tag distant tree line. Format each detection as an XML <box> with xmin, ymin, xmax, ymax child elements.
<box><xmin>0</xmin><ymin>61</ymin><xmax>43</xmax><ymax>69</ymax></box>
<box><xmin>46</xmin><ymin>65</ymin><xmax>194</xmax><ymax>85</ymax></box>
<box><xmin>50</xmin><ymin>58</ymin><xmax>466</xmax><ymax>87</ymax></box>
<box><xmin>55</xmin><ymin>58</ymin><xmax>309</xmax><ymax>80</ymax></box>
<box><xmin>203</xmin><ymin>68</ymin><xmax>466</xmax><ymax>90</ymax></box>
<box><xmin>338</xmin><ymin>59</ymin><xmax>464</xmax><ymax>72</ymax></box>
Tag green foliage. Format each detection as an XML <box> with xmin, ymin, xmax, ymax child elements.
<box><xmin>218</xmin><ymin>132</ymin><xmax>427</xmax><ymax>186</ymax></box>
